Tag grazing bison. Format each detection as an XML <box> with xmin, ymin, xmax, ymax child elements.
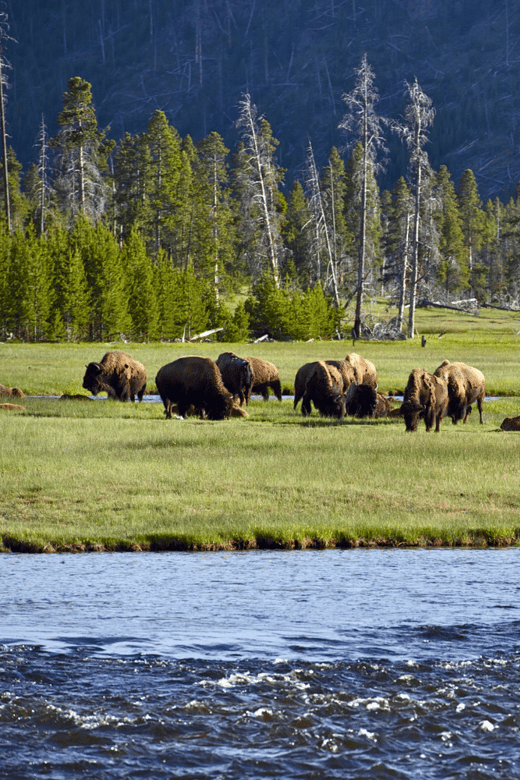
<box><xmin>433</xmin><ymin>360</ymin><xmax>485</xmax><ymax>424</ymax></box>
<box><xmin>344</xmin><ymin>383</ymin><xmax>378</xmax><ymax>418</ymax></box>
<box><xmin>82</xmin><ymin>351</ymin><xmax>146</xmax><ymax>402</ymax></box>
<box><xmin>294</xmin><ymin>361</ymin><xmax>346</xmax><ymax>418</ymax></box>
<box><xmin>245</xmin><ymin>356</ymin><xmax>282</xmax><ymax>402</ymax></box>
<box><xmin>0</xmin><ymin>385</ymin><xmax>24</xmax><ymax>398</ymax></box>
<box><xmin>216</xmin><ymin>352</ymin><xmax>254</xmax><ymax>406</ymax></box>
<box><xmin>344</xmin><ymin>353</ymin><xmax>378</xmax><ymax>388</ymax></box>
<box><xmin>155</xmin><ymin>356</ymin><xmax>233</xmax><ymax>421</ymax></box>
<box><xmin>374</xmin><ymin>393</ymin><xmax>393</xmax><ymax>418</ymax></box>
<box><xmin>501</xmin><ymin>416</ymin><xmax>520</xmax><ymax>431</ymax></box>
<box><xmin>401</xmin><ymin>368</ymin><xmax>449</xmax><ymax>432</ymax></box>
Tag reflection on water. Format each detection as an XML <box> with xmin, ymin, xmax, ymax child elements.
<box><xmin>1</xmin><ymin>549</ymin><xmax>519</xmax><ymax>779</ymax></box>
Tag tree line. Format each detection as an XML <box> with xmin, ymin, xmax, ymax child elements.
<box><xmin>1</xmin><ymin>56</ymin><xmax>519</xmax><ymax>343</ymax></box>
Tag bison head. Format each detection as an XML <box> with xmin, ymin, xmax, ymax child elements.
<box><xmin>400</xmin><ymin>399</ymin><xmax>425</xmax><ymax>432</ymax></box>
<box><xmin>82</xmin><ymin>362</ymin><xmax>104</xmax><ymax>395</ymax></box>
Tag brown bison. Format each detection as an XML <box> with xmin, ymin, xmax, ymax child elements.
<box><xmin>245</xmin><ymin>356</ymin><xmax>282</xmax><ymax>402</ymax></box>
<box><xmin>433</xmin><ymin>360</ymin><xmax>485</xmax><ymax>424</ymax></box>
<box><xmin>82</xmin><ymin>351</ymin><xmax>146</xmax><ymax>402</ymax></box>
<box><xmin>216</xmin><ymin>352</ymin><xmax>254</xmax><ymax>406</ymax></box>
<box><xmin>344</xmin><ymin>353</ymin><xmax>378</xmax><ymax>388</ymax></box>
<box><xmin>0</xmin><ymin>385</ymin><xmax>24</xmax><ymax>398</ymax></box>
<box><xmin>155</xmin><ymin>356</ymin><xmax>233</xmax><ymax>420</ymax></box>
<box><xmin>501</xmin><ymin>416</ymin><xmax>520</xmax><ymax>431</ymax></box>
<box><xmin>344</xmin><ymin>383</ymin><xmax>378</xmax><ymax>418</ymax></box>
<box><xmin>294</xmin><ymin>361</ymin><xmax>346</xmax><ymax>418</ymax></box>
<box><xmin>401</xmin><ymin>368</ymin><xmax>449</xmax><ymax>432</ymax></box>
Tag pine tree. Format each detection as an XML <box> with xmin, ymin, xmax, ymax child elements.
<box><xmin>7</xmin><ymin>225</ymin><xmax>52</xmax><ymax>340</ymax></box>
<box><xmin>435</xmin><ymin>165</ymin><xmax>469</xmax><ymax>294</ymax></box>
<box><xmin>121</xmin><ymin>224</ymin><xmax>160</xmax><ymax>341</ymax></box>
<box><xmin>457</xmin><ymin>169</ymin><xmax>491</xmax><ymax>296</ymax></box>
<box><xmin>46</xmin><ymin>219</ymin><xmax>89</xmax><ymax>340</ymax></box>
<box><xmin>283</xmin><ymin>180</ymin><xmax>313</xmax><ymax>286</ymax></box>
<box><xmin>339</xmin><ymin>54</ymin><xmax>387</xmax><ymax>337</ymax></box>
<box><xmin>381</xmin><ymin>177</ymin><xmax>414</xmax><ymax>331</ymax></box>
<box><xmin>113</xmin><ymin>131</ymin><xmax>151</xmax><ymax>243</ymax></box>
<box><xmin>144</xmin><ymin>110</ymin><xmax>182</xmax><ymax>259</ymax></box>
<box><xmin>52</xmin><ymin>77</ymin><xmax>114</xmax><ymax>222</ymax></box>
<box><xmin>70</xmin><ymin>215</ymin><xmax>130</xmax><ymax>340</ymax></box>
<box><xmin>192</xmin><ymin>131</ymin><xmax>236</xmax><ymax>296</ymax></box>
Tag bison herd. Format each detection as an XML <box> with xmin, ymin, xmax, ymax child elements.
<box><xmin>76</xmin><ymin>349</ymin><xmax>493</xmax><ymax>432</ymax></box>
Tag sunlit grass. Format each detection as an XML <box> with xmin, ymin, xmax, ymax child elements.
<box><xmin>2</xmin><ymin>305</ymin><xmax>520</xmax><ymax>551</ymax></box>
<box><xmin>1</xmin><ymin>392</ymin><xmax>520</xmax><ymax>551</ymax></box>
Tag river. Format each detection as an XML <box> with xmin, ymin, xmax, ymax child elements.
<box><xmin>1</xmin><ymin>548</ymin><xmax>519</xmax><ymax>778</ymax></box>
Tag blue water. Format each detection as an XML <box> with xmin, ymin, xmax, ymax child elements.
<box><xmin>1</xmin><ymin>549</ymin><xmax>520</xmax><ymax>778</ymax></box>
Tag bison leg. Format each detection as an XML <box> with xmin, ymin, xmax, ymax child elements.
<box><xmin>271</xmin><ymin>379</ymin><xmax>282</xmax><ymax>401</ymax></box>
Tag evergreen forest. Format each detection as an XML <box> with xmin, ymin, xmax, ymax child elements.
<box><xmin>2</xmin><ymin>1</ymin><xmax>520</xmax><ymax>342</ymax></box>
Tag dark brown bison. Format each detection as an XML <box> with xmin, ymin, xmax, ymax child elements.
<box><xmin>294</xmin><ymin>361</ymin><xmax>346</xmax><ymax>418</ymax></box>
<box><xmin>82</xmin><ymin>351</ymin><xmax>146</xmax><ymax>402</ymax></box>
<box><xmin>155</xmin><ymin>356</ymin><xmax>233</xmax><ymax>420</ymax></box>
<box><xmin>433</xmin><ymin>360</ymin><xmax>485</xmax><ymax>424</ymax></box>
<box><xmin>216</xmin><ymin>352</ymin><xmax>254</xmax><ymax>406</ymax></box>
<box><xmin>501</xmin><ymin>416</ymin><xmax>520</xmax><ymax>431</ymax></box>
<box><xmin>344</xmin><ymin>383</ymin><xmax>378</xmax><ymax>418</ymax></box>
<box><xmin>401</xmin><ymin>368</ymin><xmax>449</xmax><ymax>432</ymax></box>
<box><xmin>245</xmin><ymin>356</ymin><xmax>282</xmax><ymax>402</ymax></box>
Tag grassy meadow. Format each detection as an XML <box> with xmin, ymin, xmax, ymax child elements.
<box><xmin>1</xmin><ymin>300</ymin><xmax>520</xmax><ymax>552</ymax></box>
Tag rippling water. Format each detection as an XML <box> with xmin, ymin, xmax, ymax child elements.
<box><xmin>1</xmin><ymin>549</ymin><xmax>520</xmax><ymax>778</ymax></box>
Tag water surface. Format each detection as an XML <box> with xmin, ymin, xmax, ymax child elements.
<box><xmin>1</xmin><ymin>549</ymin><xmax>519</xmax><ymax>778</ymax></box>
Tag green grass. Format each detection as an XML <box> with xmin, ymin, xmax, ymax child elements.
<box><xmin>2</xmin><ymin>301</ymin><xmax>520</xmax><ymax>552</ymax></box>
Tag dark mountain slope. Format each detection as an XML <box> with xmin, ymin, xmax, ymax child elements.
<box><xmin>6</xmin><ymin>0</ymin><xmax>520</xmax><ymax>200</ymax></box>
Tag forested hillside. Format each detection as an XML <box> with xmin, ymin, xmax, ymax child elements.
<box><xmin>6</xmin><ymin>0</ymin><xmax>520</xmax><ymax>200</ymax></box>
<box><xmin>2</xmin><ymin>1</ymin><xmax>520</xmax><ymax>345</ymax></box>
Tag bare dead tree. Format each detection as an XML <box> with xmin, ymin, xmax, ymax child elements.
<box><xmin>235</xmin><ymin>94</ymin><xmax>283</xmax><ymax>285</ymax></box>
<box><xmin>303</xmin><ymin>138</ymin><xmax>340</xmax><ymax>306</ymax></box>
<box><xmin>396</xmin><ymin>78</ymin><xmax>435</xmax><ymax>338</ymax></box>
<box><xmin>0</xmin><ymin>9</ymin><xmax>14</xmax><ymax>232</ymax></box>
<box><xmin>339</xmin><ymin>54</ymin><xmax>387</xmax><ymax>337</ymax></box>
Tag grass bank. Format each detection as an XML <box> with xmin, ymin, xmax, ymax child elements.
<box><xmin>2</xmin><ymin>302</ymin><xmax>520</xmax><ymax>552</ymax></box>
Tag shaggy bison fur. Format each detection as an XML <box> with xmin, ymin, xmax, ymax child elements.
<box><xmin>344</xmin><ymin>353</ymin><xmax>378</xmax><ymax>388</ymax></box>
<box><xmin>216</xmin><ymin>352</ymin><xmax>254</xmax><ymax>406</ymax></box>
<box><xmin>433</xmin><ymin>360</ymin><xmax>485</xmax><ymax>424</ymax></box>
<box><xmin>401</xmin><ymin>368</ymin><xmax>449</xmax><ymax>432</ymax></box>
<box><xmin>0</xmin><ymin>385</ymin><xmax>24</xmax><ymax>398</ymax></box>
<box><xmin>294</xmin><ymin>361</ymin><xmax>346</xmax><ymax>418</ymax></box>
<box><xmin>501</xmin><ymin>416</ymin><xmax>520</xmax><ymax>431</ymax></box>
<box><xmin>82</xmin><ymin>351</ymin><xmax>146</xmax><ymax>402</ymax></box>
<box><xmin>245</xmin><ymin>356</ymin><xmax>282</xmax><ymax>402</ymax></box>
<box><xmin>155</xmin><ymin>356</ymin><xmax>233</xmax><ymax>420</ymax></box>
<box><xmin>344</xmin><ymin>383</ymin><xmax>378</xmax><ymax>418</ymax></box>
